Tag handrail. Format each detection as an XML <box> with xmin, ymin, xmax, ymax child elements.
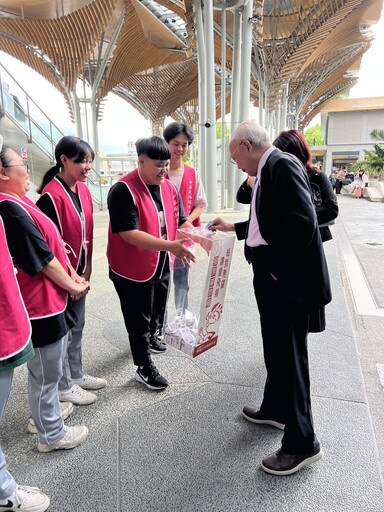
<box><xmin>87</xmin><ymin>167</ymin><xmax>105</xmax><ymax>210</ymax></box>
<box><xmin>0</xmin><ymin>61</ymin><xmax>107</xmax><ymax>208</ymax></box>
<box><xmin>0</xmin><ymin>62</ymin><xmax>119</xmax><ymax>211</ymax></box>
<box><xmin>0</xmin><ymin>61</ymin><xmax>65</xmax><ymax>160</ymax></box>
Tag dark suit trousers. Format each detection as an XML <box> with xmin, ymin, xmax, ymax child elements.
<box><xmin>250</xmin><ymin>247</ymin><xmax>317</xmax><ymax>454</ymax></box>
<box><xmin>112</xmin><ymin>272</ymin><xmax>170</xmax><ymax>367</ymax></box>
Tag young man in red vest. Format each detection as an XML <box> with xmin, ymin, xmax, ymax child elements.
<box><xmin>163</xmin><ymin>122</ymin><xmax>207</xmax><ymax>314</ymax></box>
<box><xmin>107</xmin><ymin>136</ymin><xmax>195</xmax><ymax>390</ymax></box>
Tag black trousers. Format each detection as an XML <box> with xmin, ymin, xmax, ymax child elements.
<box><xmin>112</xmin><ymin>272</ymin><xmax>170</xmax><ymax>367</ymax></box>
<box><xmin>250</xmin><ymin>248</ymin><xmax>318</xmax><ymax>454</ymax></box>
<box><xmin>335</xmin><ymin>179</ymin><xmax>343</xmax><ymax>194</ymax></box>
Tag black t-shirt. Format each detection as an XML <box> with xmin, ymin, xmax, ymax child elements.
<box><xmin>0</xmin><ymin>200</ymin><xmax>76</xmax><ymax>347</ymax></box>
<box><xmin>108</xmin><ymin>181</ymin><xmax>187</xmax><ymax>282</ymax></box>
<box><xmin>37</xmin><ymin>176</ymin><xmax>86</xmax><ymax>274</ymax></box>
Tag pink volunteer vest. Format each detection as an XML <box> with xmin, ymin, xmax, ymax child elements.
<box><xmin>0</xmin><ymin>194</ymin><xmax>70</xmax><ymax>319</ymax></box>
<box><xmin>107</xmin><ymin>169</ymin><xmax>179</xmax><ymax>282</ymax></box>
<box><xmin>40</xmin><ymin>177</ymin><xmax>93</xmax><ymax>272</ymax></box>
<box><xmin>0</xmin><ymin>217</ymin><xmax>31</xmax><ymax>360</ymax></box>
<box><xmin>168</xmin><ymin>165</ymin><xmax>201</xmax><ymax>228</ymax></box>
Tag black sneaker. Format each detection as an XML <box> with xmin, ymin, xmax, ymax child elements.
<box><xmin>134</xmin><ymin>362</ymin><xmax>169</xmax><ymax>390</ymax></box>
<box><xmin>149</xmin><ymin>335</ymin><xmax>167</xmax><ymax>354</ymax></box>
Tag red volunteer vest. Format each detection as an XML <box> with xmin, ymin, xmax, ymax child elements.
<box><xmin>0</xmin><ymin>194</ymin><xmax>70</xmax><ymax>319</ymax></box>
<box><xmin>107</xmin><ymin>169</ymin><xmax>179</xmax><ymax>282</ymax></box>
<box><xmin>168</xmin><ymin>165</ymin><xmax>201</xmax><ymax>227</ymax></box>
<box><xmin>0</xmin><ymin>217</ymin><xmax>31</xmax><ymax>360</ymax></box>
<box><xmin>39</xmin><ymin>177</ymin><xmax>93</xmax><ymax>272</ymax></box>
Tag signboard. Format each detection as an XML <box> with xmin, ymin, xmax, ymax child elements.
<box><xmin>21</xmin><ymin>147</ymin><xmax>28</xmax><ymax>160</ymax></box>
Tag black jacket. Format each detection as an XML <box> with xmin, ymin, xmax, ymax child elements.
<box><xmin>235</xmin><ymin>149</ymin><xmax>332</xmax><ymax>310</ymax></box>
<box><xmin>237</xmin><ymin>164</ymin><xmax>338</xmax><ymax>243</ymax></box>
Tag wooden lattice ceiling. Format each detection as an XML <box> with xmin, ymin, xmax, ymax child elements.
<box><xmin>252</xmin><ymin>0</ymin><xmax>382</xmax><ymax>127</ymax></box>
<box><xmin>0</xmin><ymin>0</ymin><xmax>382</xmax><ymax>128</ymax></box>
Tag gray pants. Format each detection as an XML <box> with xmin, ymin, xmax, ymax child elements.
<box><xmin>0</xmin><ymin>369</ymin><xmax>16</xmax><ymax>500</ymax></box>
<box><xmin>173</xmin><ymin>265</ymin><xmax>189</xmax><ymax>313</ymax></box>
<box><xmin>59</xmin><ymin>296</ymin><xmax>85</xmax><ymax>391</ymax></box>
<box><xmin>28</xmin><ymin>336</ymin><xmax>67</xmax><ymax>445</ymax></box>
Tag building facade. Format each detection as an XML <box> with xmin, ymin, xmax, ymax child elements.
<box><xmin>312</xmin><ymin>97</ymin><xmax>384</xmax><ymax>174</ymax></box>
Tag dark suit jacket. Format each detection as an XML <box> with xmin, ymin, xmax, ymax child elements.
<box><xmin>235</xmin><ymin>148</ymin><xmax>332</xmax><ymax>310</ymax></box>
<box><xmin>237</xmin><ymin>165</ymin><xmax>338</xmax><ymax>243</ymax></box>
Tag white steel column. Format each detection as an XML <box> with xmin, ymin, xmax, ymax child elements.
<box><xmin>220</xmin><ymin>3</ymin><xmax>227</xmax><ymax>209</ymax></box>
<box><xmin>195</xmin><ymin>0</ymin><xmax>206</xmax><ymax>186</ymax></box>
<box><xmin>71</xmin><ymin>90</ymin><xmax>83</xmax><ymax>139</ymax></box>
<box><xmin>234</xmin><ymin>0</ymin><xmax>253</xmax><ymax>204</ymax></box>
<box><xmin>228</xmin><ymin>8</ymin><xmax>242</xmax><ymax>208</ymax></box>
<box><xmin>258</xmin><ymin>90</ymin><xmax>264</xmax><ymax>125</ymax></box>
<box><xmin>281</xmin><ymin>85</ymin><xmax>288</xmax><ymax>131</ymax></box>
<box><xmin>239</xmin><ymin>0</ymin><xmax>253</xmax><ymax>122</ymax></box>
<box><xmin>203</xmin><ymin>0</ymin><xmax>218</xmax><ymax>212</ymax></box>
<box><xmin>276</xmin><ymin>100</ymin><xmax>281</xmax><ymax>135</ymax></box>
<box><xmin>91</xmin><ymin>107</ymin><xmax>100</xmax><ymax>175</ymax></box>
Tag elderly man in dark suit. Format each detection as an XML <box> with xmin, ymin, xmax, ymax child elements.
<box><xmin>210</xmin><ymin>121</ymin><xmax>331</xmax><ymax>476</ymax></box>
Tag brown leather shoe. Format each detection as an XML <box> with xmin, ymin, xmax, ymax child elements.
<box><xmin>242</xmin><ymin>406</ymin><xmax>285</xmax><ymax>430</ymax></box>
<box><xmin>261</xmin><ymin>447</ymin><xmax>323</xmax><ymax>475</ymax></box>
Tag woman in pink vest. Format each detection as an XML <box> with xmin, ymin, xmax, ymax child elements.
<box><xmin>107</xmin><ymin>137</ymin><xmax>195</xmax><ymax>390</ymax></box>
<box><xmin>163</xmin><ymin>122</ymin><xmax>207</xmax><ymax>315</ymax></box>
<box><xmin>37</xmin><ymin>136</ymin><xmax>106</xmax><ymax>407</ymax></box>
<box><xmin>0</xmin><ymin>216</ymin><xmax>51</xmax><ymax>512</ymax></box>
<box><xmin>0</xmin><ymin>143</ymin><xmax>89</xmax><ymax>455</ymax></box>
<box><xmin>0</xmin><ymin>135</ymin><xmax>50</xmax><ymax>510</ymax></box>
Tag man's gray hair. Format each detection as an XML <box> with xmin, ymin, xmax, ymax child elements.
<box><xmin>232</xmin><ymin>121</ymin><xmax>270</xmax><ymax>147</ymax></box>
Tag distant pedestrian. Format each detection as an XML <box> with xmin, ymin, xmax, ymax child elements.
<box><xmin>329</xmin><ymin>171</ymin><xmax>337</xmax><ymax>192</ymax></box>
<box><xmin>354</xmin><ymin>169</ymin><xmax>369</xmax><ymax>198</ymax></box>
<box><xmin>335</xmin><ymin>167</ymin><xmax>346</xmax><ymax>194</ymax></box>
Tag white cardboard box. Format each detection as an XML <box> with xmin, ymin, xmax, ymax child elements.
<box><xmin>164</xmin><ymin>227</ymin><xmax>236</xmax><ymax>357</ymax></box>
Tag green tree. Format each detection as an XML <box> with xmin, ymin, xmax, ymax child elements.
<box><xmin>352</xmin><ymin>130</ymin><xmax>384</xmax><ymax>176</ymax></box>
<box><xmin>216</xmin><ymin>122</ymin><xmax>231</xmax><ymax>139</ymax></box>
<box><xmin>370</xmin><ymin>129</ymin><xmax>384</xmax><ymax>142</ymax></box>
<box><xmin>351</xmin><ymin>160</ymin><xmax>372</xmax><ymax>173</ymax></box>
<box><xmin>364</xmin><ymin>129</ymin><xmax>384</xmax><ymax>176</ymax></box>
<box><xmin>304</xmin><ymin>124</ymin><xmax>324</xmax><ymax>146</ymax></box>
<box><xmin>364</xmin><ymin>144</ymin><xmax>384</xmax><ymax>174</ymax></box>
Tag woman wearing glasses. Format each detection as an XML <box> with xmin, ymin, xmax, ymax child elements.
<box><xmin>0</xmin><ymin>134</ymin><xmax>51</xmax><ymax>511</ymax></box>
<box><xmin>0</xmin><ymin>142</ymin><xmax>89</xmax><ymax>459</ymax></box>
<box><xmin>37</xmin><ymin>136</ymin><xmax>107</xmax><ymax>409</ymax></box>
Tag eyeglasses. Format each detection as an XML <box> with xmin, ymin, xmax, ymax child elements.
<box><xmin>3</xmin><ymin>162</ymin><xmax>29</xmax><ymax>171</ymax></box>
<box><xmin>229</xmin><ymin>140</ymin><xmax>245</xmax><ymax>165</ymax></box>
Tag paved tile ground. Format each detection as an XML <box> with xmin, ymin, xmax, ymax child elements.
<box><xmin>2</xmin><ymin>194</ymin><xmax>384</xmax><ymax>511</ymax></box>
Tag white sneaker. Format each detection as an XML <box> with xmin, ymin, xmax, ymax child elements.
<box><xmin>27</xmin><ymin>402</ymin><xmax>74</xmax><ymax>434</ymax></box>
<box><xmin>0</xmin><ymin>485</ymin><xmax>50</xmax><ymax>511</ymax></box>
<box><xmin>59</xmin><ymin>384</ymin><xmax>96</xmax><ymax>405</ymax></box>
<box><xmin>37</xmin><ymin>425</ymin><xmax>88</xmax><ymax>453</ymax></box>
<box><xmin>72</xmin><ymin>373</ymin><xmax>107</xmax><ymax>390</ymax></box>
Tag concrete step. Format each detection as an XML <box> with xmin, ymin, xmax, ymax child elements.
<box><xmin>365</xmin><ymin>187</ymin><xmax>383</xmax><ymax>201</ymax></box>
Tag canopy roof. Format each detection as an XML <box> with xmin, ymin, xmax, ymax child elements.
<box><xmin>0</xmin><ymin>0</ymin><xmax>382</xmax><ymax>128</ymax></box>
